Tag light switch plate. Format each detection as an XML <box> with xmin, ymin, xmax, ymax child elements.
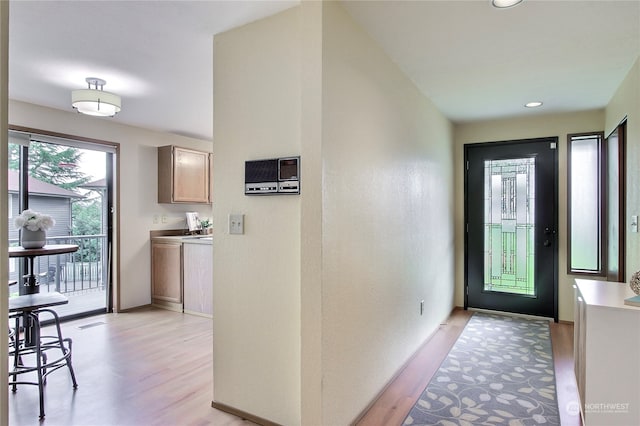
<box><xmin>229</xmin><ymin>214</ymin><xmax>244</xmax><ymax>235</ymax></box>
<box><xmin>632</xmin><ymin>215</ymin><xmax>638</xmax><ymax>233</ymax></box>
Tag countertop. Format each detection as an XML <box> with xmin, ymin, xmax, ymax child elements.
<box><xmin>151</xmin><ymin>235</ymin><xmax>212</xmax><ymax>245</ymax></box>
<box><xmin>574</xmin><ymin>278</ymin><xmax>639</xmax><ymax>310</ymax></box>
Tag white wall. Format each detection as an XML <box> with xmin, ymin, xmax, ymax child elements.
<box><xmin>212</xmin><ymin>7</ymin><xmax>302</xmax><ymax>425</ymax></box>
<box><xmin>319</xmin><ymin>3</ymin><xmax>454</xmax><ymax>424</ymax></box>
<box><xmin>212</xmin><ymin>2</ymin><xmax>455</xmax><ymax>425</ymax></box>
<box><xmin>454</xmin><ymin>110</ymin><xmax>606</xmax><ymax>322</ymax></box>
<box><xmin>606</xmin><ymin>58</ymin><xmax>640</xmax><ymax>281</ymax></box>
<box><xmin>8</xmin><ymin>100</ymin><xmax>213</xmax><ymax>310</ymax></box>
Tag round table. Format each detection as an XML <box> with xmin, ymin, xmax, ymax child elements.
<box><xmin>9</xmin><ymin>244</ymin><xmax>79</xmax><ymax>294</ymax></box>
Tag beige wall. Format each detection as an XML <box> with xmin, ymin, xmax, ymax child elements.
<box><xmin>454</xmin><ymin>110</ymin><xmax>606</xmax><ymax>322</ymax></box>
<box><xmin>319</xmin><ymin>2</ymin><xmax>454</xmax><ymax>424</ymax></box>
<box><xmin>212</xmin><ymin>2</ymin><xmax>455</xmax><ymax>425</ymax></box>
<box><xmin>606</xmin><ymin>58</ymin><xmax>640</xmax><ymax>280</ymax></box>
<box><xmin>299</xmin><ymin>1</ymin><xmax>324</xmax><ymax>424</ymax></box>
<box><xmin>212</xmin><ymin>7</ymin><xmax>302</xmax><ymax>425</ymax></box>
<box><xmin>8</xmin><ymin>100</ymin><xmax>213</xmax><ymax>310</ymax></box>
<box><xmin>0</xmin><ymin>2</ymin><xmax>8</xmax><ymax>425</ymax></box>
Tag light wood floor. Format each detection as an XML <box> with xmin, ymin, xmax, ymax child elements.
<box><xmin>9</xmin><ymin>284</ymin><xmax>107</xmax><ymax>318</ymax></box>
<box><xmin>356</xmin><ymin>308</ymin><xmax>582</xmax><ymax>426</ymax></box>
<box><xmin>9</xmin><ymin>307</ymin><xmax>255</xmax><ymax>426</ymax></box>
<box><xmin>9</xmin><ymin>307</ymin><xmax>581</xmax><ymax>426</ymax></box>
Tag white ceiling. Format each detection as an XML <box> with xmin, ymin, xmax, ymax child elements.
<box><xmin>8</xmin><ymin>1</ymin><xmax>640</xmax><ymax>142</ymax></box>
<box><xmin>343</xmin><ymin>0</ymin><xmax>640</xmax><ymax>124</ymax></box>
<box><xmin>8</xmin><ymin>0</ymin><xmax>298</xmax><ymax>141</ymax></box>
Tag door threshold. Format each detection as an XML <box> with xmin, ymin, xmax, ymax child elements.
<box><xmin>467</xmin><ymin>307</ymin><xmax>555</xmax><ymax>322</ymax></box>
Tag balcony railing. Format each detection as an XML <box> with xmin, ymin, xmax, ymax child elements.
<box><xmin>9</xmin><ymin>234</ymin><xmax>108</xmax><ymax>295</ymax></box>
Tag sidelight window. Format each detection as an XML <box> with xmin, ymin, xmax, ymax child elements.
<box><xmin>568</xmin><ymin>133</ymin><xmax>604</xmax><ymax>274</ymax></box>
<box><xmin>568</xmin><ymin>124</ymin><xmax>626</xmax><ymax>279</ymax></box>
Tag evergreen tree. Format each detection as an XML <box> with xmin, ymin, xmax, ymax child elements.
<box><xmin>9</xmin><ymin>141</ymin><xmax>90</xmax><ymax>189</ymax></box>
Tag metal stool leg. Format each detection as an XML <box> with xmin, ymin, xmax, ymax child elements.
<box><xmin>10</xmin><ymin>315</ymin><xmax>20</xmax><ymax>393</ymax></box>
<box><xmin>64</xmin><ymin>338</ymin><xmax>78</xmax><ymax>389</ymax></box>
<box><xmin>27</xmin><ymin>312</ymin><xmax>46</xmax><ymax>418</ymax></box>
<box><xmin>39</xmin><ymin>308</ymin><xmax>78</xmax><ymax>389</ymax></box>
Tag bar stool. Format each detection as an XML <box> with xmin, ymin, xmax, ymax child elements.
<box><xmin>8</xmin><ymin>292</ymin><xmax>78</xmax><ymax>419</ymax></box>
<box><xmin>8</xmin><ymin>322</ymin><xmax>16</xmax><ymax>350</ymax></box>
<box><xmin>7</xmin><ymin>280</ymin><xmax>17</xmax><ymax>353</ymax></box>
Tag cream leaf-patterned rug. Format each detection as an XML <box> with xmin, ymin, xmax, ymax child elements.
<box><xmin>403</xmin><ymin>312</ymin><xmax>560</xmax><ymax>426</ymax></box>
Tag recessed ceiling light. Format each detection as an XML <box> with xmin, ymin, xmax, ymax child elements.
<box><xmin>525</xmin><ymin>101</ymin><xmax>543</xmax><ymax>108</ymax></box>
<box><xmin>492</xmin><ymin>0</ymin><xmax>524</xmax><ymax>8</ymax></box>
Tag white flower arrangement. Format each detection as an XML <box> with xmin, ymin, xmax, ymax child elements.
<box><xmin>14</xmin><ymin>209</ymin><xmax>56</xmax><ymax>232</ymax></box>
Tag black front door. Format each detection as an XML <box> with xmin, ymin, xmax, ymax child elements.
<box><xmin>465</xmin><ymin>138</ymin><xmax>558</xmax><ymax>321</ymax></box>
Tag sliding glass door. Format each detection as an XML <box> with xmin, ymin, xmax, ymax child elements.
<box><xmin>8</xmin><ymin>130</ymin><xmax>115</xmax><ymax>319</ymax></box>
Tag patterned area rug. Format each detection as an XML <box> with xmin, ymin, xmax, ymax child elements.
<box><xmin>403</xmin><ymin>312</ymin><xmax>560</xmax><ymax>426</ymax></box>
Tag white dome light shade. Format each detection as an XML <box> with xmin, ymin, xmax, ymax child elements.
<box><xmin>492</xmin><ymin>0</ymin><xmax>524</xmax><ymax>8</ymax></box>
<box><xmin>71</xmin><ymin>78</ymin><xmax>121</xmax><ymax>117</ymax></box>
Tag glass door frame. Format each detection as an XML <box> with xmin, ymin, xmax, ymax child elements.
<box><xmin>8</xmin><ymin>125</ymin><xmax>118</xmax><ymax>317</ymax></box>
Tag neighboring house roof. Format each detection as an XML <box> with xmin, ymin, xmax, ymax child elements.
<box><xmin>80</xmin><ymin>178</ymin><xmax>106</xmax><ymax>189</ymax></box>
<box><xmin>8</xmin><ymin>169</ymin><xmax>83</xmax><ymax>198</ymax></box>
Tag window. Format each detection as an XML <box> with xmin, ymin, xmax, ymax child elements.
<box><xmin>568</xmin><ymin>132</ymin><xmax>604</xmax><ymax>274</ymax></box>
<box><xmin>568</xmin><ymin>122</ymin><xmax>626</xmax><ymax>279</ymax></box>
<box><xmin>605</xmin><ymin>123</ymin><xmax>626</xmax><ymax>282</ymax></box>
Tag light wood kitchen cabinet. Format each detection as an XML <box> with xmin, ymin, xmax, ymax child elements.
<box><xmin>573</xmin><ymin>279</ymin><xmax>640</xmax><ymax>426</ymax></box>
<box><xmin>183</xmin><ymin>242</ymin><xmax>213</xmax><ymax>317</ymax></box>
<box><xmin>151</xmin><ymin>239</ymin><xmax>183</xmax><ymax>312</ymax></box>
<box><xmin>158</xmin><ymin>145</ymin><xmax>212</xmax><ymax>204</ymax></box>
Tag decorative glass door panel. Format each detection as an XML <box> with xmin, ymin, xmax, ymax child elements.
<box><xmin>484</xmin><ymin>158</ymin><xmax>535</xmax><ymax>296</ymax></box>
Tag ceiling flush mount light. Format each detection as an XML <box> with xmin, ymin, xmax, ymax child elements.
<box><xmin>525</xmin><ymin>101</ymin><xmax>543</xmax><ymax>108</ymax></box>
<box><xmin>72</xmin><ymin>77</ymin><xmax>121</xmax><ymax>117</ymax></box>
<box><xmin>492</xmin><ymin>0</ymin><xmax>524</xmax><ymax>8</ymax></box>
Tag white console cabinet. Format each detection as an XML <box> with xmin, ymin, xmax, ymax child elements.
<box><xmin>574</xmin><ymin>279</ymin><xmax>640</xmax><ymax>426</ymax></box>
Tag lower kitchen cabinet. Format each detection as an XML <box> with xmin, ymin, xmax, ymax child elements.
<box><xmin>183</xmin><ymin>242</ymin><xmax>213</xmax><ymax>317</ymax></box>
<box><xmin>151</xmin><ymin>239</ymin><xmax>183</xmax><ymax>312</ymax></box>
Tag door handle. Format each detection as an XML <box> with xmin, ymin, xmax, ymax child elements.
<box><xmin>544</xmin><ymin>227</ymin><xmax>554</xmax><ymax>247</ymax></box>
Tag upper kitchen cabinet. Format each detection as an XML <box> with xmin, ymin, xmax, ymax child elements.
<box><xmin>158</xmin><ymin>145</ymin><xmax>212</xmax><ymax>204</ymax></box>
